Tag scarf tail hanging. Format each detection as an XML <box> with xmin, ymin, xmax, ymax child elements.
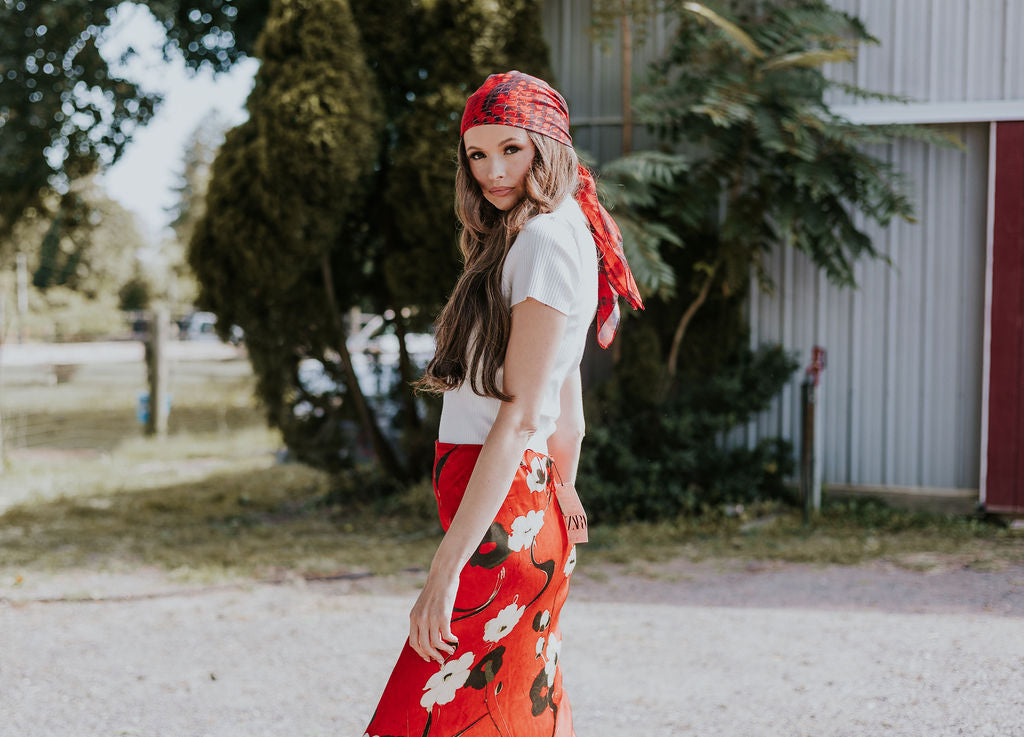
<box><xmin>574</xmin><ymin>164</ymin><xmax>644</xmax><ymax>349</ymax></box>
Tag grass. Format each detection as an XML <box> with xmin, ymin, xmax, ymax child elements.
<box><xmin>2</xmin><ymin>453</ymin><xmax>1019</xmax><ymax>585</ymax></box>
<box><xmin>1</xmin><ymin>357</ymin><xmax>1020</xmax><ymax>586</ymax></box>
<box><xmin>0</xmin><ymin>460</ymin><xmax>444</xmax><ymax>582</ymax></box>
<box><xmin>584</xmin><ymin>499</ymin><xmax>1022</xmax><ymax>570</ymax></box>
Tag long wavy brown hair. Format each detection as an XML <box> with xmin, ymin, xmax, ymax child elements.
<box><xmin>414</xmin><ymin>130</ymin><xmax>580</xmax><ymax>401</ymax></box>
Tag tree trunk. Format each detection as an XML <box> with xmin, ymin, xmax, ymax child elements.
<box><xmin>610</xmin><ymin>5</ymin><xmax>633</xmax><ymax>369</ymax></box>
<box><xmin>620</xmin><ymin>7</ymin><xmax>633</xmax><ymax>157</ymax></box>
<box><xmin>393</xmin><ymin>310</ymin><xmax>421</xmax><ymax>429</ymax></box>
<box><xmin>321</xmin><ymin>253</ymin><xmax>408</xmax><ymax>481</ymax></box>
<box><xmin>145</xmin><ymin>306</ymin><xmax>170</xmax><ymax>437</ymax></box>
<box><xmin>0</xmin><ymin>291</ymin><xmax>5</xmax><ymax>471</ymax></box>
<box><xmin>666</xmin><ymin>261</ymin><xmax>718</xmax><ymax>377</ymax></box>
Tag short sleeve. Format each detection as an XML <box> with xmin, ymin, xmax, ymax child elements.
<box><xmin>502</xmin><ymin>216</ymin><xmax>580</xmax><ymax>315</ymax></box>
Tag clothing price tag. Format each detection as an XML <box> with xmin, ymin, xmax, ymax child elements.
<box><xmin>555</xmin><ymin>483</ymin><xmax>588</xmax><ymax>545</ymax></box>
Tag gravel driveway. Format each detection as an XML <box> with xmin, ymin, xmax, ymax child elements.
<box><xmin>2</xmin><ymin>556</ymin><xmax>1023</xmax><ymax>737</ymax></box>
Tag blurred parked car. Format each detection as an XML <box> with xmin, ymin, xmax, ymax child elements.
<box><xmin>295</xmin><ymin>313</ymin><xmax>435</xmax><ymax>442</ymax></box>
<box><xmin>179</xmin><ymin>311</ymin><xmax>244</xmax><ymax>345</ymax></box>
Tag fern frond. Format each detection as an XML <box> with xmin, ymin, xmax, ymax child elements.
<box><xmin>762</xmin><ymin>48</ymin><xmax>855</xmax><ymax>72</ymax></box>
<box><xmin>617</xmin><ymin>213</ymin><xmax>679</xmax><ymax>299</ymax></box>
<box><xmin>682</xmin><ymin>2</ymin><xmax>765</xmax><ymax>58</ymax></box>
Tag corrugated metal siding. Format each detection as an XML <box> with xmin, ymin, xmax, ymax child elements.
<box><xmin>823</xmin><ymin>0</ymin><xmax>1024</xmax><ymax>105</ymax></box>
<box><xmin>541</xmin><ymin>1</ymin><xmax>997</xmax><ymax>491</ymax></box>
<box><xmin>541</xmin><ymin>0</ymin><xmax>671</xmax><ymax>162</ymax></box>
<box><xmin>542</xmin><ymin>0</ymin><xmax>1024</xmax><ymax>162</ymax></box>
<box><xmin>744</xmin><ymin>124</ymin><xmax>988</xmax><ymax>490</ymax></box>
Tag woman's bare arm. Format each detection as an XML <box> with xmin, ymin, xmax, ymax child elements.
<box><xmin>546</xmin><ymin>366</ymin><xmax>584</xmax><ymax>485</ymax></box>
<box><xmin>408</xmin><ymin>296</ymin><xmax>567</xmax><ymax>663</ymax></box>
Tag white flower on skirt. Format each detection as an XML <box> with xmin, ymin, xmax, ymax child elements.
<box><xmin>483</xmin><ymin>602</ymin><xmax>526</xmax><ymax>642</ymax></box>
<box><xmin>544</xmin><ymin>633</ymin><xmax>562</xmax><ymax>686</ymax></box>
<box><xmin>536</xmin><ymin>635</ymin><xmax>545</xmax><ymax>656</ymax></box>
<box><xmin>564</xmin><ymin>544</ymin><xmax>577</xmax><ymax>576</ymax></box>
<box><xmin>526</xmin><ymin>456</ymin><xmax>549</xmax><ymax>492</ymax></box>
<box><xmin>507</xmin><ymin>509</ymin><xmax>545</xmax><ymax>552</ymax></box>
<box><xmin>419</xmin><ymin>651</ymin><xmax>475</xmax><ymax>711</ymax></box>
<box><xmin>538</xmin><ymin>609</ymin><xmax>551</xmax><ymax>630</ymax></box>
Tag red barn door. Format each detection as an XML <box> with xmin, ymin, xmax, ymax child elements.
<box><xmin>985</xmin><ymin>120</ymin><xmax>1024</xmax><ymax>515</ymax></box>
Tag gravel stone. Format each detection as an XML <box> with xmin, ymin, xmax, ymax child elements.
<box><xmin>2</xmin><ymin>558</ymin><xmax>1023</xmax><ymax>737</ymax></box>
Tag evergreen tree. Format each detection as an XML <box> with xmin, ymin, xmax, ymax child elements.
<box><xmin>353</xmin><ymin>0</ymin><xmax>553</xmax><ymax>471</ymax></box>
<box><xmin>163</xmin><ymin>112</ymin><xmax>229</xmax><ymax>310</ymax></box>
<box><xmin>168</xmin><ymin>112</ymin><xmax>226</xmax><ymax>250</ymax></box>
<box><xmin>189</xmin><ymin>0</ymin><xmax>391</xmax><ymax>472</ymax></box>
<box><xmin>21</xmin><ymin>176</ymin><xmax>145</xmax><ymax>298</ymax></box>
<box><xmin>188</xmin><ymin>0</ymin><xmax>554</xmax><ymax>476</ymax></box>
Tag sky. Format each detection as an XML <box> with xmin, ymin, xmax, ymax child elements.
<box><xmin>97</xmin><ymin>3</ymin><xmax>258</xmax><ymax>244</ymax></box>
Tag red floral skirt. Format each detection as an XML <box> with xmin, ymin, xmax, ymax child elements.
<box><xmin>362</xmin><ymin>440</ymin><xmax>578</xmax><ymax>737</ymax></box>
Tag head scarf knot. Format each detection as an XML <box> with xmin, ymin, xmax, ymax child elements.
<box><xmin>461</xmin><ymin>70</ymin><xmax>645</xmax><ymax>349</ymax></box>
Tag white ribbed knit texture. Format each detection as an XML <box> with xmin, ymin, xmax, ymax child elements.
<box><xmin>438</xmin><ymin>197</ymin><xmax>599</xmax><ymax>452</ymax></box>
<box><xmin>503</xmin><ymin>211</ymin><xmax>579</xmax><ymax>315</ymax></box>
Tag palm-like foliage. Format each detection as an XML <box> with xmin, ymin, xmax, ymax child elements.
<box><xmin>601</xmin><ymin>0</ymin><xmax>960</xmax><ymax>379</ymax></box>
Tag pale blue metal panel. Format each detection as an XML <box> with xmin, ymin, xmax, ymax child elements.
<box><xmin>956</xmin><ymin>123</ymin><xmax>987</xmax><ymax>488</ymax></box>
<box><xmin>891</xmin><ymin>0</ymin><xmax>930</xmax><ymax>101</ymax></box>
<box><xmin>540</xmin><ymin>1</ymin><xmax>993</xmax><ymax>490</ymax></box>
<box><xmin>933</xmin><ymin>0</ymin><xmax>970</xmax><ymax>102</ymax></box>
<box><xmin>548</xmin><ymin>0</ymin><xmax>1024</xmax><ymax>133</ymax></box>
<box><xmin>823</xmin><ymin>0</ymin><xmax>1024</xmax><ymax>106</ymax></box>
<box><xmin>542</xmin><ymin>0</ymin><xmax>679</xmax><ymax>163</ymax></box>
<box><xmin>748</xmin><ymin>124</ymin><xmax>988</xmax><ymax>490</ymax></box>
<box><xmin>965</xmin><ymin>0</ymin><xmax>1005</xmax><ymax>101</ymax></box>
<box><xmin>1007</xmin><ymin>0</ymin><xmax>1024</xmax><ymax>98</ymax></box>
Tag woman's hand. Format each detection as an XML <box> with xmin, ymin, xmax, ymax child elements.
<box><xmin>408</xmin><ymin>563</ymin><xmax>460</xmax><ymax>664</ymax></box>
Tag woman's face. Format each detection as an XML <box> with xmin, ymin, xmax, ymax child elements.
<box><xmin>463</xmin><ymin>124</ymin><xmax>536</xmax><ymax>211</ymax></box>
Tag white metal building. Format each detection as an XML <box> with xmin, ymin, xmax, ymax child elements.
<box><xmin>541</xmin><ymin>0</ymin><xmax>1024</xmax><ymax>514</ymax></box>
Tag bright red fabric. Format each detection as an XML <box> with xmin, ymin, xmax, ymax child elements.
<box><xmin>363</xmin><ymin>441</ymin><xmax>578</xmax><ymax>737</ymax></box>
<box><xmin>461</xmin><ymin>70</ymin><xmax>645</xmax><ymax>348</ymax></box>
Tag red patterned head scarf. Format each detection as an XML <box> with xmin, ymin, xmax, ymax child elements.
<box><xmin>461</xmin><ymin>70</ymin><xmax>645</xmax><ymax>349</ymax></box>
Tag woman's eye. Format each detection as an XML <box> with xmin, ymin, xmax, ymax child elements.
<box><xmin>469</xmin><ymin>151</ymin><xmax>484</xmax><ymax>160</ymax></box>
<box><xmin>504</xmin><ymin>145</ymin><xmax>521</xmax><ymax>155</ymax></box>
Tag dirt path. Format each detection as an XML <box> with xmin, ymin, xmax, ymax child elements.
<box><xmin>2</xmin><ymin>556</ymin><xmax>1023</xmax><ymax>737</ymax></box>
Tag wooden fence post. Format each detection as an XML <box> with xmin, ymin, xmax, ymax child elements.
<box><xmin>145</xmin><ymin>307</ymin><xmax>169</xmax><ymax>437</ymax></box>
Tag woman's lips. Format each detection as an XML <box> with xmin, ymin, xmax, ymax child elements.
<box><xmin>489</xmin><ymin>187</ymin><xmax>513</xmax><ymax>196</ymax></box>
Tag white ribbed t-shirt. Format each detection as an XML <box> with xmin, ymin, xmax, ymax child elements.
<box><xmin>437</xmin><ymin>196</ymin><xmax>599</xmax><ymax>453</ymax></box>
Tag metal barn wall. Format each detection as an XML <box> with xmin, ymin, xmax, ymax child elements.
<box><xmin>540</xmin><ymin>0</ymin><xmax>671</xmax><ymax>162</ymax></box>
<box><xmin>823</xmin><ymin>0</ymin><xmax>1024</xmax><ymax>106</ymax></box>
<box><xmin>540</xmin><ymin>0</ymin><xmax>1003</xmax><ymax>491</ymax></box>
<box><xmin>744</xmin><ymin>125</ymin><xmax>988</xmax><ymax>491</ymax></box>
<box><xmin>542</xmin><ymin>0</ymin><xmax>1024</xmax><ymax>160</ymax></box>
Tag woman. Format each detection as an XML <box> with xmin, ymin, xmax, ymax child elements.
<box><xmin>362</xmin><ymin>71</ymin><xmax>643</xmax><ymax>737</ymax></box>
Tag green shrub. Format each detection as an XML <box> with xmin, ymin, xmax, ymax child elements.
<box><xmin>578</xmin><ymin>341</ymin><xmax>798</xmax><ymax>523</ymax></box>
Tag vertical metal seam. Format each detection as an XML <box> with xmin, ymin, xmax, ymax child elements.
<box><xmin>919</xmin><ymin>140</ymin><xmax>934</xmax><ymax>485</ymax></box>
<box><xmin>883</xmin><ymin>142</ymin><xmax>897</xmax><ymax>487</ymax></box>
<box><xmin>956</xmin><ymin>123</ymin><xmax>969</xmax><ymax>486</ymax></box>
<box><xmin>963</xmin><ymin>0</ymin><xmax>971</xmax><ymax>100</ymax></box>
<box><xmin>562</xmin><ymin>0</ymin><xmax>571</xmax><ymax>92</ymax></box>
<box><xmin>1002</xmin><ymin>0</ymin><xmax>1011</xmax><ymax>99</ymax></box>
<box><xmin>927</xmin><ymin>0</ymin><xmax>938</xmax><ymax>101</ymax></box>
<box><xmin>855</xmin><ymin>0</ymin><xmax>865</xmax><ymax>92</ymax></box>
<box><xmin>978</xmin><ymin>122</ymin><xmax>997</xmax><ymax>503</ymax></box>
<box><xmin>747</xmin><ymin>262</ymin><xmax>759</xmax><ymax>451</ymax></box>
<box><xmin>781</xmin><ymin>236</ymin><xmax>793</xmax><ymax>443</ymax></box>
<box><xmin>890</xmin><ymin>0</ymin><xmax>900</xmax><ymax>95</ymax></box>
<box><xmin>847</xmin><ymin>217</ymin><xmax>860</xmax><ymax>485</ymax></box>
